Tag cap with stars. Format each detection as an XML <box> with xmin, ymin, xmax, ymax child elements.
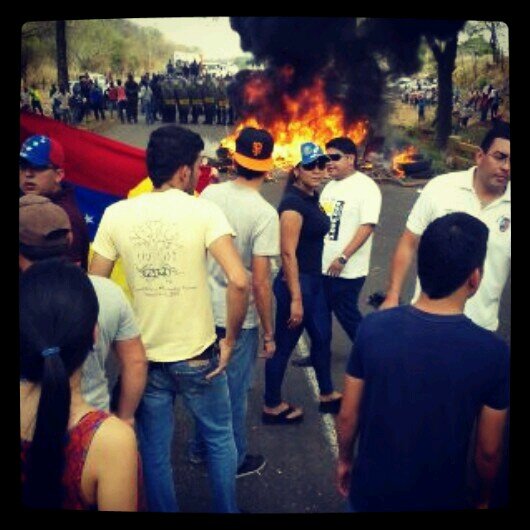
<box><xmin>20</xmin><ymin>135</ymin><xmax>65</xmax><ymax>168</ymax></box>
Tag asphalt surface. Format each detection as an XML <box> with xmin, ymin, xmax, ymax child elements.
<box><xmin>97</xmin><ymin>117</ymin><xmax>510</xmax><ymax>513</ymax></box>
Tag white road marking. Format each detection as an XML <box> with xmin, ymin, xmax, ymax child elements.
<box><xmin>296</xmin><ymin>334</ymin><xmax>339</xmax><ymax>459</ymax></box>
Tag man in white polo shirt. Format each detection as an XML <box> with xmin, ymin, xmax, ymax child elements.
<box><xmin>320</xmin><ymin>137</ymin><xmax>382</xmax><ymax>344</ymax></box>
<box><xmin>381</xmin><ymin>121</ymin><xmax>510</xmax><ymax>332</ymax></box>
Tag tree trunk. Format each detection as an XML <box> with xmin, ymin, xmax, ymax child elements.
<box><xmin>427</xmin><ymin>34</ymin><xmax>458</xmax><ymax>150</ymax></box>
<box><xmin>56</xmin><ymin>21</ymin><xmax>69</xmax><ymax>89</ymax></box>
<box><xmin>489</xmin><ymin>23</ymin><xmax>499</xmax><ymax>64</ymax></box>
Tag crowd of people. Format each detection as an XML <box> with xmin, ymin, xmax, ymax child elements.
<box><xmin>399</xmin><ymin>77</ymin><xmax>505</xmax><ymax>130</ymax></box>
<box><xmin>19</xmin><ymin>117</ymin><xmax>510</xmax><ymax>512</ymax></box>
<box><xmin>21</xmin><ymin>66</ymin><xmax>238</xmax><ymax>128</ymax></box>
<box><xmin>451</xmin><ymin>84</ymin><xmax>503</xmax><ymax>132</ymax></box>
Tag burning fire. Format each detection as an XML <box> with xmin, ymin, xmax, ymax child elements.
<box><xmin>392</xmin><ymin>146</ymin><xmax>419</xmax><ymax>178</ymax></box>
<box><xmin>221</xmin><ymin>77</ymin><xmax>369</xmax><ymax>169</ymax></box>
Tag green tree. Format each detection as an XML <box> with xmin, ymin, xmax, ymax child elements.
<box><xmin>21</xmin><ymin>21</ymin><xmax>54</xmax><ymax>83</ymax></box>
<box><xmin>485</xmin><ymin>21</ymin><xmax>502</xmax><ymax>64</ymax></box>
<box><xmin>426</xmin><ymin>32</ymin><xmax>459</xmax><ymax>149</ymax></box>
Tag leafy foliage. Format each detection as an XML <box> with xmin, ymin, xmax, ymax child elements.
<box><xmin>21</xmin><ymin>19</ymin><xmax>185</xmax><ymax>85</ymax></box>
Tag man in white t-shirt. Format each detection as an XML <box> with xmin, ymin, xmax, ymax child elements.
<box><xmin>89</xmin><ymin>125</ymin><xmax>249</xmax><ymax>513</ymax></box>
<box><xmin>381</xmin><ymin>121</ymin><xmax>510</xmax><ymax>332</ymax></box>
<box><xmin>320</xmin><ymin>137</ymin><xmax>382</xmax><ymax>344</ymax></box>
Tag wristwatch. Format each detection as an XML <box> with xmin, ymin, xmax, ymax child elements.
<box><xmin>338</xmin><ymin>254</ymin><xmax>349</xmax><ymax>265</ymax></box>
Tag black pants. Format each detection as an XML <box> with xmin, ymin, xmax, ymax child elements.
<box><xmin>322</xmin><ymin>276</ymin><xmax>366</xmax><ymax>343</ymax></box>
<box><xmin>126</xmin><ymin>98</ymin><xmax>138</xmax><ymax>123</ymax></box>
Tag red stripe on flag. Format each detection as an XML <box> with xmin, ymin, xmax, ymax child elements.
<box><xmin>20</xmin><ymin>113</ymin><xmax>147</xmax><ymax>197</ymax></box>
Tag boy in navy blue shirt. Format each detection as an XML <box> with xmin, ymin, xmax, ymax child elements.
<box><xmin>336</xmin><ymin>212</ymin><xmax>509</xmax><ymax>512</ymax></box>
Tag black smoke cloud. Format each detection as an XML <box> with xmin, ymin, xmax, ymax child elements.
<box><xmin>229</xmin><ymin>17</ymin><xmax>465</xmax><ymax>130</ymax></box>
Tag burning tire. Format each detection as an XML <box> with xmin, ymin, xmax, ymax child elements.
<box><xmin>407</xmin><ymin>169</ymin><xmax>434</xmax><ymax>179</ymax></box>
<box><xmin>398</xmin><ymin>159</ymin><xmax>431</xmax><ymax>174</ymax></box>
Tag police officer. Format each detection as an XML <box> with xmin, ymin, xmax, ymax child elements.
<box><xmin>160</xmin><ymin>75</ymin><xmax>177</xmax><ymax>123</ymax></box>
<box><xmin>189</xmin><ymin>79</ymin><xmax>203</xmax><ymax>125</ymax></box>
<box><xmin>202</xmin><ymin>76</ymin><xmax>216</xmax><ymax>125</ymax></box>
<box><xmin>175</xmin><ymin>78</ymin><xmax>191</xmax><ymax>125</ymax></box>
<box><xmin>216</xmin><ymin>78</ymin><xmax>228</xmax><ymax>126</ymax></box>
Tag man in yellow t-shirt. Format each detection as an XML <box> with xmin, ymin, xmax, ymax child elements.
<box><xmin>89</xmin><ymin>125</ymin><xmax>249</xmax><ymax>513</ymax></box>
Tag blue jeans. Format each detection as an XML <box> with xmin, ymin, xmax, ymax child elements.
<box><xmin>190</xmin><ymin>327</ymin><xmax>259</xmax><ymax>468</ymax></box>
<box><xmin>264</xmin><ymin>272</ymin><xmax>333</xmax><ymax>407</ymax></box>
<box><xmin>107</xmin><ymin>100</ymin><xmax>117</xmax><ymax>118</ymax></box>
<box><xmin>144</xmin><ymin>100</ymin><xmax>154</xmax><ymax>125</ymax></box>
<box><xmin>136</xmin><ymin>353</ymin><xmax>238</xmax><ymax>513</ymax></box>
<box><xmin>322</xmin><ymin>276</ymin><xmax>366</xmax><ymax>343</ymax></box>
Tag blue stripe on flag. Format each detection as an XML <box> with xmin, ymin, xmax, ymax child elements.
<box><xmin>73</xmin><ymin>185</ymin><xmax>121</xmax><ymax>241</ymax></box>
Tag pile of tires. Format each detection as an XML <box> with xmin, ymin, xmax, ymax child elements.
<box><xmin>398</xmin><ymin>154</ymin><xmax>433</xmax><ymax>179</ymax></box>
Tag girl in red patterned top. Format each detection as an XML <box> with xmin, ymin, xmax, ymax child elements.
<box><xmin>20</xmin><ymin>260</ymin><xmax>142</xmax><ymax>511</ymax></box>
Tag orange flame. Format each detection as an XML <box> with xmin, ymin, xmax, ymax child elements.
<box><xmin>392</xmin><ymin>146</ymin><xmax>418</xmax><ymax>178</ymax></box>
<box><xmin>221</xmin><ymin>77</ymin><xmax>369</xmax><ymax>169</ymax></box>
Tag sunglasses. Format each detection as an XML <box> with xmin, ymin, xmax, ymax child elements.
<box><xmin>301</xmin><ymin>158</ymin><xmax>329</xmax><ymax>171</ymax></box>
<box><xmin>327</xmin><ymin>153</ymin><xmax>345</xmax><ymax>162</ymax></box>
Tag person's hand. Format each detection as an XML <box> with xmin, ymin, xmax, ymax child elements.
<box><xmin>113</xmin><ymin>414</ymin><xmax>135</xmax><ymax>429</ymax></box>
<box><xmin>379</xmin><ymin>292</ymin><xmax>400</xmax><ymax>310</ymax></box>
<box><xmin>260</xmin><ymin>336</ymin><xmax>276</xmax><ymax>358</ymax></box>
<box><xmin>205</xmin><ymin>337</ymin><xmax>232</xmax><ymax>380</ymax></box>
<box><xmin>336</xmin><ymin>459</ymin><xmax>352</xmax><ymax>498</ymax></box>
<box><xmin>287</xmin><ymin>299</ymin><xmax>303</xmax><ymax>329</ymax></box>
<box><xmin>326</xmin><ymin>258</ymin><xmax>345</xmax><ymax>278</ymax></box>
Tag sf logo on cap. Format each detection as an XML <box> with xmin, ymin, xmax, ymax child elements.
<box><xmin>252</xmin><ymin>142</ymin><xmax>263</xmax><ymax>156</ymax></box>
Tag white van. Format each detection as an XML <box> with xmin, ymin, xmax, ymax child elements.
<box><xmin>87</xmin><ymin>72</ymin><xmax>106</xmax><ymax>87</ymax></box>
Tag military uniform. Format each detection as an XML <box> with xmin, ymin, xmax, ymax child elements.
<box><xmin>202</xmin><ymin>79</ymin><xmax>217</xmax><ymax>125</ymax></box>
<box><xmin>216</xmin><ymin>82</ymin><xmax>228</xmax><ymax>126</ymax></box>
<box><xmin>189</xmin><ymin>81</ymin><xmax>203</xmax><ymax>125</ymax></box>
<box><xmin>175</xmin><ymin>79</ymin><xmax>191</xmax><ymax>124</ymax></box>
<box><xmin>160</xmin><ymin>77</ymin><xmax>177</xmax><ymax>123</ymax></box>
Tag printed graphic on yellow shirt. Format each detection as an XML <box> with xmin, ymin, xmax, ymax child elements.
<box><xmin>131</xmin><ymin>219</ymin><xmax>187</xmax><ymax>296</ymax></box>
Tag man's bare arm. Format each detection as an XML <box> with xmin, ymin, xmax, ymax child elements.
<box><xmin>252</xmin><ymin>255</ymin><xmax>275</xmax><ymax>357</ymax></box>
<box><xmin>89</xmin><ymin>252</ymin><xmax>116</xmax><ymax>278</ymax></box>
<box><xmin>327</xmin><ymin>224</ymin><xmax>375</xmax><ymax>277</ymax></box>
<box><xmin>475</xmin><ymin>405</ymin><xmax>508</xmax><ymax>509</ymax></box>
<box><xmin>208</xmin><ymin>234</ymin><xmax>249</xmax><ymax>379</ymax></box>
<box><xmin>380</xmin><ymin>229</ymin><xmax>420</xmax><ymax>309</ymax></box>
<box><xmin>335</xmin><ymin>374</ymin><xmax>365</xmax><ymax>497</ymax></box>
<box><xmin>114</xmin><ymin>336</ymin><xmax>148</xmax><ymax>427</ymax></box>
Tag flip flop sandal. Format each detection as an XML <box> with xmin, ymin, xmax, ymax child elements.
<box><xmin>318</xmin><ymin>397</ymin><xmax>342</xmax><ymax>415</ymax></box>
<box><xmin>262</xmin><ymin>404</ymin><xmax>304</xmax><ymax>425</ymax></box>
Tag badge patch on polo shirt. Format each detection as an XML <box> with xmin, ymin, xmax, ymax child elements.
<box><xmin>497</xmin><ymin>215</ymin><xmax>510</xmax><ymax>232</ymax></box>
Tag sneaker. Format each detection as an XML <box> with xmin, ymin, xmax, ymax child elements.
<box><xmin>236</xmin><ymin>454</ymin><xmax>266</xmax><ymax>478</ymax></box>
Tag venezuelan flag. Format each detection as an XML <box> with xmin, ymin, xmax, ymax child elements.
<box><xmin>20</xmin><ymin>113</ymin><xmax>148</xmax><ymax>298</ymax></box>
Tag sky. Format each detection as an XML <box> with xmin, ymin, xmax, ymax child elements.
<box><xmin>127</xmin><ymin>17</ymin><xmax>246</xmax><ymax>61</ymax></box>
<box><xmin>128</xmin><ymin>18</ymin><xmax>509</xmax><ymax>63</ymax></box>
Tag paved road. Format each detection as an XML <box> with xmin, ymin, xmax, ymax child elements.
<box><xmin>97</xmin><ymin>119</ymin><xmax>510</xmax><ymax>513</ymax></box>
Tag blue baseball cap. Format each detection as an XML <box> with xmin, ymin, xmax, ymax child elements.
<box><xmin>300</xmin><ymin>142</ymin><xmax>330</xmax><ymax>165</ymax></box>
<box><xmin>20</xmin><ymin>135</ymin><xmax>65</xmax><ymax>168</ymax></box>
